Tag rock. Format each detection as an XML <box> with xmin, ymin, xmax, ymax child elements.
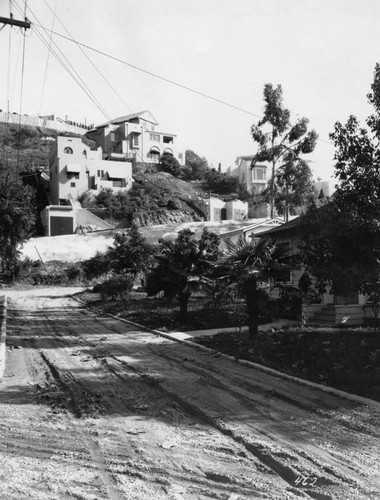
<box><xmin>160</xmin><ymin>441</ymin><xmax>177</xmax><ymax>449</ymax></box>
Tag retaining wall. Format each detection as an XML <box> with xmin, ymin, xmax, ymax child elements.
<box><xmin>0</xmin><ymin>111</ymin><xmax>89</xmax><ymax>135</ymax></box>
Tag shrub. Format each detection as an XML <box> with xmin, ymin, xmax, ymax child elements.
<box><xmin>82</xmin><ymin>252</ymin><xmax>111</xmax><ymax>280</ymax></box>
<box><xmin>92</xmin><ymin>274</ymin><xmax>134</xmax><ymax>301</ymax></box>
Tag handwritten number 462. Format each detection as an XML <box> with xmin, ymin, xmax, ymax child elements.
<box><xmin>294</xmin><ymin>475</ymin><xmax>317</xmax><ymax>487</ymax></box>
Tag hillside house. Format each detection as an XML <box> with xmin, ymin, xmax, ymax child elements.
<box><xmin>49</xmin><ymin>136</ymin><xmax>133</xmax><ymax>205</ymax></box>
<box><xmin>85</xmin><ymin>111</ymin><xmax>185</xmax><ymax>165</ymax></box>
<box><xmin>228</xmin><ymin>155</ymin><xmax>269</xmax><ymax>193</ymax></box>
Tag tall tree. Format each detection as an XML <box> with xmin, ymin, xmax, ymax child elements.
<box><xmin>274</xmin><ymin>156</ymin><xmax>315</xmax><ymax>220</ymax></box>
<box><xmin>184</xmin><ymin>149</ymin><xmax>209</xmax><ymax>180</ymax></box>
<box><xmin>0</xmin><ymin>162</ymin><xmax>35</xmax><ymax>276</ymax></box>
<box><xmin>251</xmin><ymin>84</ymin><xmax>318</xmax><ymax>217</ymax></box>
<box><xmin>300</xmin><ymin>63</ymin><xmax>380</xmax><ymax>299</ymax></box>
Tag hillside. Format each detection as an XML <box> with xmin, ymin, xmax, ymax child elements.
<box><xmin>0</xmin><ymin>122</ymin><xmax>85</xmax><ymax>171</ymax></box>
<box><xmin>0</xmin><ymin>122</ymin><xmax>208</xmax><ymax>226</ymax></box>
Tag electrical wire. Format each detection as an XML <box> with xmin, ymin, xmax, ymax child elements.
<box><xmin>42</xmin><ymin>0</ymin><xmax>134</xmax><ymax>114</ymax></box>
<box><xmin>13</xmin><ymin>0</ymin><xmax>111</xmax><ymax>121</ymax></box>
<box><xmin>16</xmin><ymin>21</ymin><xmax>26</xmax><ymax>171</ymax></box>
<box><xmin>30</xmin><ymin>24</ymin><xmax>263</xmax><ymax>120</ymax></box>
<box><xmin>10</xmin><ymin>33</ymin><xmax>22</xmax><ymax>102</ymax></box>
<box><xmin>29</xmin><ymin>22</ymin><xmax>334</xmax><ymax>148</ymax></box>
<box><xmin>2</xmin><ymin>5</ymin><xmax>13</xmax><ymax>167</ymax></box>
<box><xmin>13</xmin><ymin>1</ymin><xmax>148</xmax><ymax>165</ymax></box>
<box><xmin>38</xmin><ymin>0</ymin><xmax>57</xmax><ymax>116</ymax></box>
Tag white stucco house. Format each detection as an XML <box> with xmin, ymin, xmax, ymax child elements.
<box><xmin>85</xmin><ymin>110</ymin><xmax>185</xmax><ymax>165</ymax></box>
<box><xmin>49</xmin><ymin>135</ymin><xmax>133</xmax><ymax>205</ymax></box>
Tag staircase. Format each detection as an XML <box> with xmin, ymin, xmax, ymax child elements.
<box><xmin>308</xmin><ymin>304</ymin><xmax>337</xmax><ymax>326</ymax></box>
<box><xmin>307</xmin><ymin>303</ymin><xmax>364</xmax><ymax>326</ymax></box>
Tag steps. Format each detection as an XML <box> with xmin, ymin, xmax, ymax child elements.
<box><xmin>307</xmin><ymin>303</ymin><xmax>364</xmax><ymax>326</ymax></box>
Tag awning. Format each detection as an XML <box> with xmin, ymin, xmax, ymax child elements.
<box><xmin>105</xmin><ymin>164</ymin><xmax>129</xmax><ymax>179</ymax></box>
<box><xmin>150</xmin><ymin>146</ymin><xmax>160</xmax><ymax>154</ymax></box>
<box><xmin>163</xmin><ymin>148</ymin><xmax>173</xmax><ymax>155</ymax></box>
<box><xmin>66</xmin><ymin>164</ymin><xmax>81</xmax><ymax>173</ymax></box>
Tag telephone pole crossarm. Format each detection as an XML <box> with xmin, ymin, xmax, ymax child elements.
<box><xmin>0</xmin><ymin>16</ymin><xmax>31</xmax><ymax>29</ymax></box>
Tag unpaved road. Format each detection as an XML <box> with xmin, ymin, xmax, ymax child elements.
<box><xmin>1</xmin><ymin>288</ymin><xmax>380</xmax><ymax>500</ymax></box>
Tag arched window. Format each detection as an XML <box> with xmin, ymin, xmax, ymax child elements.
<box><xmin>64</xmin><ymin>147</ymin><xmax>73</xmax><ymax>154</ymax></box>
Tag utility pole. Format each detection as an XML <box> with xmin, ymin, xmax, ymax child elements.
<box><xmin>0</xmin><ymin>14</ymin><xmax>31</xmax><ymax>30</ymax></box>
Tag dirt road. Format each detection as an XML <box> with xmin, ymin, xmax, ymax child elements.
<box><xmin>1</xmin><ymin>288</ymin><xmax>379</xmax><ymax>499</ymax></box>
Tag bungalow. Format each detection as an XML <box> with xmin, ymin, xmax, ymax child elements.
<box><xmin>260</xmin><ymin>216</ymin><xmax>373</xmax><ymax>326</ymax></box>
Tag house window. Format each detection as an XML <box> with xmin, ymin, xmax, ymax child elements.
<box><xmin>112</xmin><ymin>179</ymin><xmax>122</xmax><ymax>187</ymax></box>
<box><xmin>131</xmin><ymin>135</ymin><xmax>139</xmax><ymax>148</ymax></box>
<box><xmin>64</xmin><ymin>147</ymin><xmax>73</xmax><ymax>154</ymax></box>
<box><xmin>150</xmin><ymin>133</ymin><xmax>160</xmax><ymax>142</ymax></box>
<box><xmin>97</xmin><ymin>170</ymin><xmax>100</xmax><ymax>177</ymax></box>
<box><xmin>70</xmin><ymin>182</ymin><xmax>76</xmax><ymax>187</ymax></box>
<box><xmin>163</xmin><ymin>136</ymin><xmax>173</xmax><ymax>144</ymax></box>
<box><xmin>67</xmin><ymin>173</ymin><xmax>79</xmax><ymax>179</ymax></box>
<box><xmin>178</xmin><ymin>153</ymin><xmax>183</xmax><ymax>160</ymax></box>
<box><xmin>110</xmin><ymin>132</ymin><xmax>116</xmax><ymax>142</ymax></box>
<box><xmin>252</xmin><ymin>167</ymin><xmax>266</xmax><ymax>181</ymax></box>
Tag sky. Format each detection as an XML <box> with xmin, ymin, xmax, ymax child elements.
<box><xmin>1</xmin><ymin>0</ymin><xmax>380</xmax><ymax>180</ymax></box>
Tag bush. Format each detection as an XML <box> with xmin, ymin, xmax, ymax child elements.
<box><xmin>92</xmin><ymin>274</ymin><xmax>134</xmax><ymax>301</ymax></box>
<box><xmin>82</xmin><ymin>252</ymin><xmax>111</xmax><ymax>280</ymax></box>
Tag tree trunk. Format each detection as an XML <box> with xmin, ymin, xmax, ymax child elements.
<box><xmin>285</xmin><ymin>182</ymin><xmax>289</xmax><ymax>222</ymax></box>
<box><xmin>178</xmin><ymin>291</ymin><xmax>190</xmax><ymax>319</ymax></box>
<box><xmin>244</xmin><ymin>278</ymin><xmax>259</xmax><ymax>339</ymax></box>
<box><xmin>270</xmin><ymin>129</ymin><xmax>275</xmax><ymax>219</ymax></box>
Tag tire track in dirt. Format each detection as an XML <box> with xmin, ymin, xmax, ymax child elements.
<box><xmin>5</xmin><ymin>298</ymin><xmax>290</xmax><ymax>499</ymax></box>
<box><xmin>5</xmin><ymin>290</ymin><xmax>380</xmax><ymax>499</ymax></box>
<box><xmin>75</xmin><ymin>317</ymin><xmax>379</xmax><ymax>500</ymax></box>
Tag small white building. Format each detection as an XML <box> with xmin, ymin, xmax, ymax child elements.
<box><xmin>49</xmin><ymin>136</ymin><xmax>133</xmax><ymax>205</ymax></box>
<box><xmin>40</xmin><ymin>197</ymin><xmax>114</xmax><ymax>236</ymax></box>
<box><xmin>193</xmin><ymin>196</ymin><xmax>248</xmax><ymax>222</ymax></box>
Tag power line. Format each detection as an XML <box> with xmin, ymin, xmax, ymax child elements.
<box><xmin>32</xmin><ymin>24</ymin><xmax>264</xmax><ymax>120</ymax></box>
<box><xmin>42</xmin><ymin>0</ymin><xmax>134</xmax><ymax>115</ymax></box>
<box><xmin>30</xmin><ymin>23</ymin><xmax>334</xmax><ymax>148</ymax></box>
<box><xmin>16</xmin><ymin>24</ymin><xmax>26</xmax><ymax>171</ymax></box>
<box><xmin>13</xmin><ymin>0</ymin><xmax>111</xmax><ymax>121</ymax></box>
<box><xmin>38</xmin><ymin>0</ymin><xmax>57</xmax><ymax>116</ymax></box>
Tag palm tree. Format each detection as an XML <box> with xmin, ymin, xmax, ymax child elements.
<box><xmin>217</xmin><ymin>236</ymin><xmax>285</xmax><ymax>338</ymax></box>
<box><xmin>146</xmin><ymin>229</ymin><xmax>219</xmax><ymax>318</ymax></box>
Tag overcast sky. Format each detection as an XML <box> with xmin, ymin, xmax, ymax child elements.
<box><xmin>1</xmin><ymin>0</ymin><xmax>380</xmax><ymax>179</ymax></box>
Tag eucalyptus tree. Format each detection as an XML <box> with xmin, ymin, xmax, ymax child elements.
<box><xmin>251</xmin><ymin>84</ymin><xmax>318</xmax><ymax>218</ymax></box>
